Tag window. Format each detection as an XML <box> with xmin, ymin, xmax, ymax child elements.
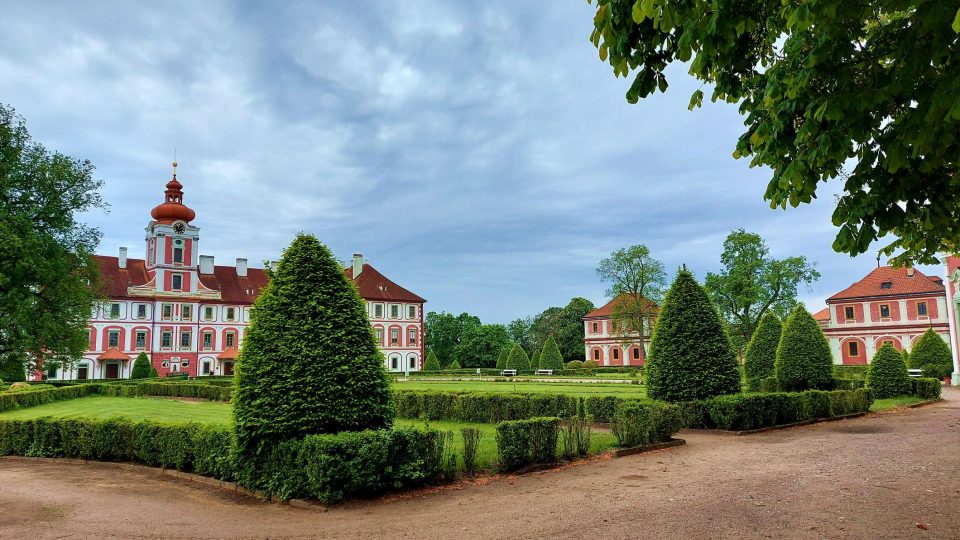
<box><xmin>844</xmin><ymin>306</ymin><xmax>855</xmax><ymax>320</ymax></box>
<box><xmin>173</xmin><ymin>247</ymin><xmax>183</xmax><ymax>263</ymax></box>
<box><xmin>204</xmin><ymin>306</ymin><xmax>214</xmax><ymax>321</ymax></box>
<box><xmin>375</xmin><ymin>328</ymin><xmax>383</xmax><ymax>344</ymax></box>
<box><xmin>202</xmin><ymin>332</ymin><xmax>213</xmax><ymax>350</ymax></box>
<box><xmin>109</xmin><ymin>303</ymin><xmax>120</xmax><ymax>319</ymax></box>
<box><xmin>408</xmin><ymin>305</ymin><xmax>417</xmax><ymax>319</ymax></box>
<box><xmin>161</xmin><ymin>331</ymin><xmax>172</xmax><ymax>348</ymax></box>
<box><xmin>390</xmin><ymin>355</ymin><xmax>399</xmax><ymax>371</ymax></box>
<box><xmin>171</xmin><ymin>273</ymin><xmax>183</xmax><ymax>290</ymax></box>
<box><xmin>613</xmin><ymin>348</ymin><xmax>620</xmax><ymax>360</ymax></box>
<box><xmin>592</xmin><ymin>322</ymin><xmax>599</xmax><ymax>333</ymax></box>
<box><xmin>136</xmin><ymin>304</ymin><xmax>147</xmax><ymax>319</ymax></box>
<box><xmin>879</xmin><ymin>304</ymin><xmax>891</xmax><ymax>318</ymax></box>
<box><xmin>180</xmin><ymin>331</ymin><xmax>191</xmax><ymax>348</ymax></box>
<box><xmin>226</xmin><ymin>307</ymin><xmax>236</xmax><ymax>321</ymax></box>
<box><xmin>593</xmin><ymin>349</ymin><xmax>600</xmax><ymax>360</ymax></box>
<box><xmin>181</xmin><ymin>304</ymin><xmax>192</xmax><ymax>320</ymax></box>
<box><xmin>202</xmin><ymin>361</ymin><xmax>211</xmax><ymax>375</ymax></box>
<box><xmin>882</xmin><ymin>340</ymin><xmax>894</xmax><ymax>347</ymax></box>
<box><xmin>135</xmin><ymin>331</ymin><xmax>146</xmax><ymax>349</ymax></box>
<box><xmin>633</xmin><ymin>348</ymin><xmax>640</xmax><ymax>360</ymax></box>
<box><xmin>918</xmin><ymin>302</ymin><xmax>928</xmax><ymax>316</ymax></box>
<box><xmin>880</xmin><ymin>281</ymin><xmax>892</xmax><ymax>289</ymax></box>
<box><xmin>162</xmin><ymin>304</ymin><xmax>173</xmax><ymax>320</ymax></box>
<box><xmin>47</xmin><ymin>366</ymin><xmax>57</xmax><ymax>378</ymax></box>
<box><xmin>408</xmin><ymin>328</ymin><xmax>417</xmax><ymax>345</ymax></box>
<box><xmin>409</xmin><ymin>356</ymin><xmax>417</xmax><ymax>369</ymax></box>
<box><xmin>374</xmin><ymin>304</ymin><xmax>384</xmax><ymax>318</ymax></box>
<box><xmin>390</xmin><ymin>305</ymin><xmax>400</xmax><ymax>319</ymax></box>
<box><xmin>390</xmin><ymin>329</ymin><xmax>399</xmax><ymax>346</ymax></box>
<box><xmin>848</xmin><ymin>341</ymin><xmax>860</xmax><ymax>357</ymax></box>
<box><xmin>107</xmin><ymin>330</ymin><xmax>120</xmax><ymax>348</ymax></box>
<box><xmin>225</xmin><ymin>332</ymin><xmax>236</xmax><ymax>348</ymax></box>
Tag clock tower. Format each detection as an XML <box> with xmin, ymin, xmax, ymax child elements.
<box><xmin>144</xmin><ymin>162</ymin><xmax>200</xmax><ymax>293</ymax></box>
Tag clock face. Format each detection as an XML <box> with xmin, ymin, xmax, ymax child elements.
<box><xmin>173</xmin><ymin>222</ymin><xmax>185</xmax><ymax>235</ymax></box>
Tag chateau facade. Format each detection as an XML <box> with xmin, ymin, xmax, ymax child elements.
<box><xmin>581</xmin><ymin>295</ymin><xmax>655</xmax><ymax>366</ymax></box>
<box><xmin>42</xmin><ymin>169</ymin><xmax>424</xmax><ymax>380</ymax></box>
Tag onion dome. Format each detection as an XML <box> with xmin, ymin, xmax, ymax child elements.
<box><xmin>150</xmin><ymin>161</ymin><xmax>196</xmax><ymax>224</ymax></box>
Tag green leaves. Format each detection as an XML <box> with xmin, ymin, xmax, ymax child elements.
<box><xmin>867</xmin><ymin>343</ymin><xmax>911</xmax><ymax>398</ymax></box>
<box><xmin>953</xmin><ymin>7</ymin><xmax>960</xmax><ymax>33</ymax></box>
<box><xmin>774</xmin><ymin>305</ymin><xmax>834</xmax><ymax>392</ymax></box>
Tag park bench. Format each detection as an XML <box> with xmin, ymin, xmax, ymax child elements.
<box><xmin>500</xmin><ymin>369</ymin><xmax>517</xmax><ymax>376</ymax></box>
<box><xmin>907</xmin><ymin>368</ymin><xmax>923</xmax><ymax>378</ymax></box>
<box><xmin>535</xmin><ymin>369</ymin><xmax>554</xmax><ymax>375</ymax></box>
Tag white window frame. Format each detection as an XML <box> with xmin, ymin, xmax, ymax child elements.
<box><xmin>161</xmin><ymin>304</ymin><xmax>173</xmax><ymax>320</ymax></box>
<box><xmin>181</xmin><ymin>304</ymin><xmax>192</xmax><ymax>320</ymax></box>
<box><xmin>107</xmin><ymin>330</ymin><xmax>120</xmax><ymax>348</ymax></box>
<box><xmin>161</xmin><ymin>331</ymin><xmax>172</xmax><ymax>349</ymax></box>
<box><xmin>173</xmin><ymin>247</ymin><xmax>184</xmax><ymax>264</ymax></box>
<box><xmin>408</xmin><ymin>305</ymin><xmax>417</xmax><ymax>319</ymax></box>
<box><xmin>374</xmin><ymin>304</ymin><xmax>384</xmax><ymax>319</ymax></box>
<box><xmin>225</xmin><ymin>332</ymin><xmax>236</xmax><ymax>348</ymax></box>
<box><xmin>917</xmin><ymin>301</ymin><xmax>928</xmax><ymax>317</ymax></box>
<box><xmin>202</xmin><ymin>332</ymin><xmax>213</xmax><ymax>351</ymax></box>
<box><xmin>171</xmin><ymin>273</ymin><xmax>183</xmax><ymax>291</ymax></box>
<box><xmin>203</xmin><ymin>306</ymin><xmax>214</xmax><ymax>321</ymax></box>
<box><xmin>109</xmin><ymin>303</ymin><xmax>121</xmax><ymax>319</ymax></box>
<box><xmin>226</xmin><ymin>307</ymin><xmax>236</xmax><ymax>322</ymax></box>
<box><xmin>179</xmin><ymin>331</ymin><xmax>191</xmax><ymax>349</ymax></box>
<box><xmin>390</xmin><ymin>304</ymin><xmax>400</xmax><ymax>319</ymax></box>
<box><xmin>135</xmin><ymin>331</ymin><xmax>146</xmax><ymax>350</ymax></box>
<box><xmin>136</xmin><ymin>304</ymin><xmax>147</xmax><ymax>319</ymax></box>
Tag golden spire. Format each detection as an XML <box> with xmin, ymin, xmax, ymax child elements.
<box><xmin>172</xmin><ymin>160</ymin><xmax>178</xmax><ymax>178</ymax></box>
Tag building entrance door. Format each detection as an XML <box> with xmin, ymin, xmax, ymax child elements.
<box><xmin>223</xmin><ymin>362</ymin><xmax>234</xmax><ymax>376</ymax></box>
<box><xmin>105</xmin><ymin>363</ymin><xmax>119</xmax><ymax>379</ymax></box>
<box><xmin>77</xmin><ymin>366</ymin><xmax>89</xmax><ymax>380</ymax></box>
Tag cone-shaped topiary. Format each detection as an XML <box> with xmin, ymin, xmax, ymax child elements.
<box><xmin>232</xmin><ymin>233</ymin><xmax>392</xmax><ymax>461</ymax></box>
<box><xmin>540</xmin><ymin>336</ymin><xmax>565</xmax><ymax>371</ymax></box>
<box><xmin>506</xmin><ymin>344</ymin><xmax>530</xmax><ymax>371</ymax></box>
<box><xmin>424</xmin><ymin>351</ymin><xmax>441</xmax><ymax>371</ymax></box>
<box><xmin>149</xmin><ymin>367</ymin><xmax>159</xmax><ymax>378</ymax></box>
<box><xmin>646</xmin><ymin>270</ymin><xmax>741</xmax><ymax>402</ymax></box>
<box><xmin>496</xmin><ymin>347</ymin><xmax>510</xmax><ymax>369</ymax></box>
<box><xmin>530</xmin><ymin>348</ymin><xmax>541</xmax><ymax>370</ymax></box>
<box><xmin>448</xmin><ymin>359</ymin><xmax>461</xmax><ymax>370</ymax></box>
<box><xmin>775</xmin><ymin>305</ymin><xmax>835</xmax><ymax>391</ymax></box>
<box><xmin>130</xmin><ymin>352</ymin><xmax>153</xmax><ymax>379</ymax></box>
<box><xmin>867</xmin><ymin>343</ymin><xmax>911</xmax><ymax>398</ymax></box>
<box><xmin>909</xmin><ymin>328</ymin><xmax>953</xmax><ymax>379</ymax></box>
<box><xmin>744</xmin><ymin>313</ymin><xmax>782</xmax><ymax>380</ymax></box>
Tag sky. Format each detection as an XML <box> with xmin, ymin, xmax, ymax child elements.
<box><xmin>1</xmin><ymin>1</ymin><xmax>945</xmax><ymax>323</ymax></box>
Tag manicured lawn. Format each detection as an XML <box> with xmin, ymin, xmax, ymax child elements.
<box><xmin>870</xmin><ymin>395</ymin><xmax>930</xmax><ymax>411</ymax></box>
<box><xmin>393</xmin><ymin>379</ymin><xmax>647</xmax><ymax>397</ymax></box>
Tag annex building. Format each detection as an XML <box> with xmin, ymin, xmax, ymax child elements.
<box><xmin>582</xmin><ymin>294</ymin><xmax>656</xmax><ymax>366</ymax></box>
<box><xmin>43</xmin><ymin>168</ymin><xmax>425</xmax><ymax>380</ymax></box>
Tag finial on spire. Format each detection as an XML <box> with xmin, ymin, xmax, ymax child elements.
<box><xmin>172</xmin><ymin>148</ymin><xmax>178</xmax><ymax>178</ymax></box>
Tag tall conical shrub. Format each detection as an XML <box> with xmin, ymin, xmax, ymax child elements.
<box><xmin>909</xmin><ymin>328</ymin><xmax>953</xmax><ymax>379</ymax></box>
<box><xmin>744</xmin><ymin>313</ymin><xmax>782</xmax><ymax>380</ymax></box>
<box><xmin>233</xmin><ymin>234</ymin><xmax>392</xmax><ymax>463</ymax></box>
<box><xmin>646</xmin><ymin>270</ymin><xmax>740</xmax><ymax>402</ymax></box>
<box><xmin>868</xmin><ymin>343</ymin><xmax>911</xmax><ymax>398</ymax></box>
<box><xmin>540</xmin><ymin>336</ymin><xmax>565</xmax><ymax>371</ymax></box>
<box><xmin>424</xmin><ymin>351</ymin><xmax>441</xmax><ymax>371</ymax></box>
<box><xmin>775</xmin><ymin>305</ymin><xmax>834</xmax><ymax>391</ymax></box>
<box><xmin>496</xmin><ymin>347</ymin><xmax>510</xmax><ymax>369</ymax></box>
<box><xmin>506</xmin><ymin>344</ymin><xmax>530</xmax><ymax>371</ymax></box>
<box><xmin>130</xmin><ymin>352</ymin><xmax>153</xmax><ymax>379</ymax></box>
<box><xmin>530</xmin><ymin>348</ymin><xmax>542</xmax><ymax>370</ymax></box>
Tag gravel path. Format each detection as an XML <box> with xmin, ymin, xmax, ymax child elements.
<box><xmin>2</xmin><ymin>388</ymin><xmax>959</xmax><ymax>539</ymax></box>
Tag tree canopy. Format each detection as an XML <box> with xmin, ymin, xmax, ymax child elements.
<box><xmin>0</xmin><ymin>104</ymin><xmax>104</xmax><ymax>377</ymax></box>
<box><xmin>597</xmin><ymin>245</ymin><xmax>667</xmax><ymax>348</ymax></box>
<box><xmin>589</xmin><ymin>1</ymin><xmax>960</xmax><ymax>265</ymax></box>
<box><xmin>453</xmin><ymin>324</ymin><xmax>511</xmax><ymax>368</ymax></box>
<box><xmin>744</xmin><ymin>312</ymin><xmax>782</xmax><ymax>380</ymax></box>
<box><xmin>425</xmin><ymin>312</ymin><xmax>481</xmax><ymax>366</ymax></box>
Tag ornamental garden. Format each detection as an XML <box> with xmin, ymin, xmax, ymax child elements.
<box><xmin>0</xmin><ymin>234</ymin><xmax>945</xmax><ymax>505</ymax></box>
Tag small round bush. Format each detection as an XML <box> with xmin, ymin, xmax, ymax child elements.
<box><xmin>506</xmin><ymin>344</ymin><xmax>530</xmax><ymax>371</ymax></box>
<box><xmin>582</xmin><ymin>360</ymin><xmax>599</xmax><ymax>369</ymax></box>
<box><xmin>540</xmin><ymin>336</ymin><xmax>565</xmax><ymax>371</ymax></box>
<box><xmin>566</xmin><ymin>360</ymin><xmax>583</xmax><ymax>369</ymax></box>
<box><xmin>424</xmin><ymin>351</ymin><xmax>441</xmax><ymax>371</ymax></box>
<box><xmin>744</xmin><ymin>313</ymin><xmax>781</xmax><ymax>380</ymax></box>
<box><xmin>775</xmin><ymin>305</ymin><xmax>834</xmax><ymax>391</ymax></box>
<box><xmin>867</xmin><ymin>343</ymin><xmax>911</xmax><ymax>398</ymax></box>
<box><xmin>909</xmin><ymin>328</ymin><xmax>953</xmax><ymax>379</ymax></box>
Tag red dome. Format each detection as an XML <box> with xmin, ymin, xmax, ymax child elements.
<box><xmin>150</xmin><ymin>173</ymin><xmax>196</xmax><ymax>224</ymax></box>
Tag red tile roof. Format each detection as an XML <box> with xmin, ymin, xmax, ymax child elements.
<box><xmin>93</xmin><ymin>256</ymin><xmax>150</xmax><ymax>296</ymax></box>
<box><xmin>345</xmin><ymin>263</ymin><xmax>425</xmax><ymax>303</ymax></box>
<box><xmin>584</xmin><ymin>294</ymin><xmax>659</xmax><ymax>319</ymax></box>
<box><xmin>97</xmin><ymin>348</ymin><xmax>130</xmax><ymax>361</ymax></box>
<box><xmin>827</xmin><ymin>266</ymin><xmax>945</xmax><ymax>302</ymax></box>
<box><xmin>217</xmin><ymin>347</ymin><xmax>238</xmax><ymax>360</ymax></box>
<box><xmin>197</xmin><ymin>266</ymin><xmax>269</xmax><ymax>303</ymax></box>
<box><xmin>812</xmin><ymin>307</ymin><xmax>830</xmax><ymax>322</ymax></box>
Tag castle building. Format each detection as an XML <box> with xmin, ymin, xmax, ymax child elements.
<box><xmin>43</xmin><ymin>167</ymin><xmax>424</xmax><ymax>380</ymax></box>
<box><xmin>581</xmin><ymin>295</ymin><xmax>656</xmax><ymax>366</ymax></box>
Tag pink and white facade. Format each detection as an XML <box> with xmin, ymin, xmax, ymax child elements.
<box><xmin>943</xmin><ymin>255</ymin><xmax>960</xmax><ymax>385</ymax></box>
<box><xmin>41</xmin><ymin>168</ymin><xmax>424</xmax><ymax>380</ymax></box>
<box><xmin>814</xmin><ymin>266</ymin><xmax>951</xmax><ymax>368</ymax></box>
<box><xmin>582</xmin><ymin>295</ymin><xmax>655</xmax><ymax>366</ymax></box>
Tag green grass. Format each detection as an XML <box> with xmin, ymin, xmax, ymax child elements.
<box><xmin>869</xmin><ymin>395</ymin><xmax>929</xmax><ymax>411</ymax></box>
<box><xmin>393</xmin><ymin>379</ymin><xmax>647</xmax><ymax>397</ymax></box>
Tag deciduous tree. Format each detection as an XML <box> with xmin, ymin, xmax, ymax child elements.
<box><xmin>425</xmin><ymin>312</ymin><xmax>481</xmax><ymax>366</ymax></box>
<box><xmin>597</xmin><ymin>245</ymin><xmax>667</xmax><ymax>351</ymax></box>
<box><xmin>454</xmin><ymin>324</ymin><xmax>511</xmax><ymax>369</ymax></box>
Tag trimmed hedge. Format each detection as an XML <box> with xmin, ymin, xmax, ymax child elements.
<box><xmin>495</xmin><ymin>417</ymin><xmax>560</xmax><ymax>471</ymax></box>
<box><xmin>393</xmin><ymin>391</ymin><xmax>580</xmax><ymax>423</ymax></box>
<box><xmin>699</xmin><ymin>389</ymin><xmax>873</xmax><ymax>431</ymax></box>
<box><xmin>867</xmin><ymin>343</ymin><xmax>911</xmax><ymax>398</ymax></box>
<box><xmin>834</xmin><ymin>365</ymin><xmax>868</xmax><ymax>379</ymax></box>
<box><xmin>744</xmin><ymin>313</ymin><xmax>782</xmax><ymax>379</ymax></box>
<box><xmin>775</xmin><ymin>305</ymin><xmax>835</xmax><ymax>391</ymax></box>
<box><xmin>0</xmin><ymin>384</ymin><xmax>100</xmax><ymax>412</ymax></box>
<box><xmin>909</xmin><ymin>329</ymin><xmax>954</xmax><ymax>379</ymax></box>
<box><xmin>611</xmin><ymin>400</ymin><xmax>683</xmax><ymax>447</ymax></box>
<box><xmin>506</xmin><ymin>344</ymin><xmax>531</xmax><ymax>371</ymax></box>
<box><xmin>910</xmin><ymin>377</ymin><xmax>942</xmax><ymax>400</ymax></box>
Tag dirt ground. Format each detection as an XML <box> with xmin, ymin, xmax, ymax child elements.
<box><xmin>2</xmin><ymin>389</ymin><xmax>959</xmax><ymax>540</ymax></box>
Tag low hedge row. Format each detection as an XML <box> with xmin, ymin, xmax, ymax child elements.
<box><xmin>683</xmin><ymin>389</ymin><xmax>874</xmax><ymax>431</ymax></box>
<box><xmin>746</xmin><ymin>376</ymin><xmax>866</xmax><ymax>393</ymax></box>
<box><xmin>0</xmin><ymin>384</ymin><xmax>100</xmax><ymax>413</ymax></box>
<box><xmin>495</xmin><ymin>417</ymin><xmax>560</xmax><ymax>471</ymax></box>
<box><xmin>611</xmin><ymin>401</ymin><xmax>683</xmax><ymax>447</ymax></box>
<box><xmin>393</xmin><ymin>391</ymin><xmax>646</xmax><ymax>424</ymax></box>
<box><xmin>98</xmin><ymin>382</ymin><xmax>231</xmax><ymax>401</ymax></box>
<box><xmin>910</xmin><ymin>378</ymin><xmax>942</xmax><ymax>400</ymax></box>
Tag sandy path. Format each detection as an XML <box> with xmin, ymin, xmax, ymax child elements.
<box><xmin>1</xmin><ymin>389</ymin><xmax>958</xmax><ymax>539</ymax></box>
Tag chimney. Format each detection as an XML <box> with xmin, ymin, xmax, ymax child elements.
<box><xmin>352</xmin><ymin>253</ymin><xmax>363</xmax><ymax>277</ymax></box>
<box><xmin>906</xmin><ymin>267</ymin><xmax>916</xmax><ymax>278</ymax></box>
<box><xmin>199</xmin><ymin>255</ymin><xmax>215</xmax><ymax>275</ymax></box>
<box><xmin>236</xmin><ymin>258</ymin><xmax>248</xmax><ymax>277</ymax></box>
<box><xmin>118</xmin><ymin>247</ymin><xmax>127</xmax><ymax>269</ymax></box>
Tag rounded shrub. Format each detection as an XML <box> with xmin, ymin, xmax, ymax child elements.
<box><xmin>424</xmin><ymin>351</ymin><xmax>441</xmax><ymax>371</ymax></box>
<box><xmin>646</xmin><ymin>270</ymin><xmax>741</xmax><ymax>402</ymax></box>
<box><xmin>232</xmin><ymin>233</ymin><xmax>393</xmax><ymax>463</ymax></box>
<box><xmin>540</xmin><ymin>336</ymin><xmax>565</xmax><ymax>371</ymax></box>
<box><xmin>909</xmin><ymin>328</ymin><xmax>953</xmax><ymax>379</ymax></box>
<box><xmin>744</xmin><ymin>313</ymin><xmax>781</xmax><ymax>380</ymax></box>
<box><xmin>867</xmin><ymin>343</ymin><xmax>911</xmax><ymax>398</ymax></box>
<box><xmin>506</xmin><ymin>344</ymin><xmax>530</xmax><ymax>371</ymax></box>
<box><xmin>775</xmin><ymin>305</ymin><xmax>834</xmax><ymax>391</ymax></box>
<box><xmin>448</xmin><ymin>359</ymin><xmax>461</xmax><ymax>370</ymax></box>
<box><xmin>566</xmin><ymin>360</ymin><xmax>583</xmax><ymax>369</ymax></box>
<box><xmin>130</xmin><ymin>352</ymin><xmax>153</xmax><ymax>380</ymax></box>
<box><xmin>582</xmin><ymin>360</ymin><xmax>599</xmax><ymax>369</ymax></box>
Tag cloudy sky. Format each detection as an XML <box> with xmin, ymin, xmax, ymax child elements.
<box><xmin>2</xmin><ymin>1</ymin><xmax>943</xmax><ymax>323</ymax></box>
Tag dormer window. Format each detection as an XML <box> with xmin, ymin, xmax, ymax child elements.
<box><xmin>880</xmin><ymin>281</ymin><xmax>892</xmax><ymax>289</ymax></box>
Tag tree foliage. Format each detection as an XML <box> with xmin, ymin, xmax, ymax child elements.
<box><xmin>425</xmin><ymin>312</ymin><xmax>481</xmax><ymax>366</ymax></box>
<box><xmin>424</xmin><ymin>350</ymin><xmax>441</xmax><ymax>371</ymax></box>
<box><xmin>646</xmin><ymin>269</ymin><xmax>740</xmax><ymax>402</ymax></box>
<box><xmin>496</xmin><ymin>347</ymin><xmax>510</xmax><ymax>370</ymax></box>
<box><xmin>453</xmin><ymin>324</ymin><xmax>511</xmax><ymax>369</ymax></box>
<box><xmin>0</xmin><ymin>104</ymin><xmax>103</xmax><ymax>376</ymax></box>
<box><xmin>540</xmin><ymin>336</ymin><xmax>565</xmax><ymax>371</ymax></box>
<box><xmin>589</xmin><ymin>1</ymin><xmax>960</xmax><ymax>264</ymax></box>
<box><xmin>775</xmin><ymin>305</ymin><xmax>834</xmax><ymax>391</ymax></box>
<box><xmin>233</xmin><ymin>233</ymin><xmax>392</xmax><ymax>461</ymax></box>
<box><xmin>506</xmin><ymin>344</ymin><xmax>530</xmax><ymax>371</ymax></box>
<box><xmin>597</xmin><ymin>245</ymin><xmax>667</xmax><ymax>347</ymax></box>
<box><xmin>868</xmin><ymin>343</ymin><xmax>912</xmax><ymax>398</ymax></box>
<box><xmin>448</xmin><ymin>359</ymin><xmax>461</xmax><ymax>370</ymax></box>
<box><xmin>705</xmin><ymin>230</ymin><xmax>819</xmax><ymax>346</ymax></box>
<box><xmin>744</xmin><ymin>312</ymin><xmax>782</xmax><ymax>380</ymax></box>
<box><xmin>130</xmin><ymin>352</ymin><xmax>152</xmax><ymax>380</ymax></box>
<box><xmin>909</xmin><ymin>328</ymin><xmax>954</xmax><ymax>379</ymax></box>
<box><xmin>529</xmin><ymin>347</ymin><xmax>541</xmax><ymax>370</ymax></box>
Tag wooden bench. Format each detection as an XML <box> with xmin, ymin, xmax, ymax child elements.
<box><xmin>535</xmin><ymin>369</ymin><xmax>554</xmax><ymax>375</ymax></box>
<box><xmin>908</xmin><ymin>368</ymin><xmax>923</xmax><ymax>378</ymax></box>
<box><xmin>500</xmin><ymin>369</ymin><xmax>517</xmax><ymax>377</ymax></box>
